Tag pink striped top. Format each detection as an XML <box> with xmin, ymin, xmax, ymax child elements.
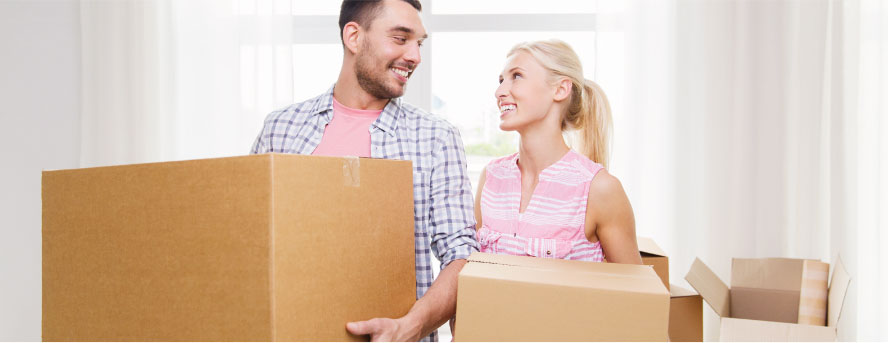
<box><xmin>478</xmin><ymin>150</ymin><xmax>605</xmax><ymax>262</ymax></box>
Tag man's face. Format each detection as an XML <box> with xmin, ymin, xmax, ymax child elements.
<box><xmin>354</xmin><ymin>0</ymin><xmax>427</xmax><ymax>100</ymax></box>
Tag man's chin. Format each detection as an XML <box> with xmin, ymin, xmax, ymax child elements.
<box><xmin>384</xmin><ymin>84</ymin><xmax>406</xmax><ymax>99</ymax></box>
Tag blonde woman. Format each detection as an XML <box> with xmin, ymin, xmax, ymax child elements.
<box><xmin>474</xmin><ymin>40</ymin><xmax>642</xmax><ymax>264</ymax></box>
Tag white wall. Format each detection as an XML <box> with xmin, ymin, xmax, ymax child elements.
<box><xmin>0</xmin><ymin>0</ymin><xmax>81</xmax><ymax>340</ymax></box>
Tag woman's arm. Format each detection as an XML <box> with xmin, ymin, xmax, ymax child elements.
<box><xmin>584</xmin><ymin>169</ymin><xmax>642</xmax><ymax>264</ymax></box>
<box><xmin>473</xmin><ymin>167</ymin><xmax>487</xmax><ymax>230</ymax></box>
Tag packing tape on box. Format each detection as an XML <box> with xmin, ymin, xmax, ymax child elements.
<box><xmin>342</xmin><ymin>156</ymin><xmax>360</xmax><ymax>187</ymax></box>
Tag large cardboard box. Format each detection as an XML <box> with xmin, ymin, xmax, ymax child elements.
<box><xmin>42</xmin><ymin>154</ymin><xmax>417</xmax><ymax>341</ymax></box>
<box><xmin>669</xmin><ymin>284</ymin><xmax>703</xmax><ymax>342</ymax></box>
<box><xmin>685</xmin><ymin>257</ymin><xmax>851</xmax><ymax>341</ymax></box>
<box><xmin>638</xmin><ymin>236</ymin><xmax>669</xmax><ymax>290</ymax></box>
<box><xmin>454</xmin><ymin>252</ymin><xmax>670</xmax><ymax>341</ymax></box>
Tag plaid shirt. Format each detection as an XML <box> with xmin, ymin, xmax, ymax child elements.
<box><xmin>250</xmin><ymin>86</ymin><xmax>479</xmax><ymax>341</ymax></box>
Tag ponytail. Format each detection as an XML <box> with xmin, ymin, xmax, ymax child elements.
<box><xmin>573</xmin><ymin>79</ymin><xmax>612</xmax><ymax>169</ymax></box>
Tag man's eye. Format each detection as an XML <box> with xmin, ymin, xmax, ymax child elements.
<box><xmin>498</xmin><ymin>78</ymin><xmax>504</xmax><ymax>84</ymax></box>
<box><xmin>394</xmin><ymin>37</ymin><xmax>407</xmax><ymax>43</ymax></box>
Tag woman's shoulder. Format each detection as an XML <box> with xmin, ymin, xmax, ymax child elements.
<box><xmin>587</xmin><ymin>168</ymin><xmax>623</xmax><ymax>198</ymax></box>
<box><xmin>546</xmin><ymin>150</ymin><xmax>605</xmax><ymax>184</ymax></box>
<box><xmin>565</xmin><ymin>150</ymin><xmax>605</xmax><ymax>176</ymax></box>
<box><xmin>484</xmin><ymin>152</ymin><xmax>520</xmax><ymax>179</ymax></box>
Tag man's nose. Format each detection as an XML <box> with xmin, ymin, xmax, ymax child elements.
<box><xmin>404</xmin><ymin>43</ymin><xmax>421</xmax><ymax>66</ymax></box>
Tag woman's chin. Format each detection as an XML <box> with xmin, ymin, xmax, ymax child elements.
<box><xmin>499</xmin><ymin>122</ymin><xmax>518</xmax><ymax>132</ymax></box>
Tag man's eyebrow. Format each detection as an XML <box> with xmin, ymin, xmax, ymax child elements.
<box><xmin>389</xmin><ymin>26</ymin><xmax>429</xmax><ymax>39</ymax></box>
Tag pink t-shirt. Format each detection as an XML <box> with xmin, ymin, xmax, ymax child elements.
<box><xmin>311</xmin><ymin>97</ymin><xmax>382</xmax><ymax>157</ymax></box>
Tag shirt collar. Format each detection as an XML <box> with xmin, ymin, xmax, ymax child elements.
<box><xmin>312</xmin><ymin>84</ymin><xmax>400</xmax><ymax>136</ymax></box>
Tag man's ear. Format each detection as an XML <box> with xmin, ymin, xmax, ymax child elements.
<box><xmin>554</xmin><ymin>78</ymin><xmax>573</xmax><ymax>102</ymax></box>
<box><xmin>343</xmin><ymin>22</ymin><xmax>361</xmax><ymax>55</ymax></box>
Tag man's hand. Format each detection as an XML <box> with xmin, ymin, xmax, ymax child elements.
<box><xmin>347</xmin><ymin>259</ymin><xmax>467</xmax><ymax>341</ymax></box>
<box><xmin>346</xmin><ymin>316</ymin><xmax>422</xmax><ymax>342</ymax></box>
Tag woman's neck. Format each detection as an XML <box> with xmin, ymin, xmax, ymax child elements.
<box><xmin>517</xmin><ymin>125</ymin><xmax>570</xmax><ymax>177</ymax></box>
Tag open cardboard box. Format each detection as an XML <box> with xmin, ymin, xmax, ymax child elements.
<box><xmin>685</xmin><ymin>256</ymin><xmax>851</xmax><ymax>341</ymax></box>
<box><xmin>454</xmin><ymin>252</ymin><xmax>670</xmax><ymax>341</ymax></box>
<box><xmin>669</xmin><ymin>284</ymin><xmax>703</xmax><ymax>342</ymax></box>
<box><xmin>638</xmin><ymin>236</ymin><xmax>669</xmax><ymax>290</ymax></box>
<box><xmin>42</xmin><ymin>154</ymin><xmax>417</xmax><ymax>341</ymax></box>
<box><xmin>635</xmin><ymin>238</ymin><xmax>702</xmax><ymax>341</ymax></box>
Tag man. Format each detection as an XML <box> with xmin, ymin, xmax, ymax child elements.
<box><xmin>250</xmin><ymin>0</ymin><xmax>479</xmax><ymax>341</ymax></box>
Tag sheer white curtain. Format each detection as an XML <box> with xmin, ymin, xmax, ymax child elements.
<box><xmin>619</xmin><ymin>0</ymin><xmax>886</xmax><ymax>340</ymax></box>
<box><xmin>80</xmin><ymin>0</ymin><xmax>176</xmax><ymax>166</ymax></box>
<box><xmin>838</xmin><ymin>0</ymin><xmax>888</xmax><ymax>340</ymax></box>
<box><xmin>80</xmin><ymin>0</ymin><xmax>297</xmax><ymax>167</ymax></box>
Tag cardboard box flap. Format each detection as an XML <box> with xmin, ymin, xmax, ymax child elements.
<box><xmin>670</xmin><ymin>284</ymin><xmax>699</xmax><ymax>298</ymax></box>
<box><xmin>827</xmin><ymin>256</ymin><xmax>851</xmax><ymax>328</ymax></box>
<box><xmin>464</xmin><ymin>252</ymin><xmax>668</xmax><ymax>295</ymax></box>
<box><xmin>731</xmin><ymin>258</ymin><xmax>805</xmax><ymax>291</ymax></box>
<box><xmin>685</xmin><ymin>258</ymin><xmax>730</xmax><ymax>318</ymax></box>
<box><xmin>467</xmin><ymin>251</ymin><xmax>656</xmax><ymax>276</ymax></box>
<box><xmin>467</xmin><ymin>251</ymin><xmax>522</xmax><ymax>265</ymax></box>
<box><xmin>719</xmin><ymin>317</ymin><xmax>836</xmax><ymax>342</ymax></box>
<box><xmin>638</xmin><ymin>236</ymin><xmax>667</xmax><ymax>257</ymax></box>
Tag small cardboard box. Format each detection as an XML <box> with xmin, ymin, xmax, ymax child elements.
<box><xmin>669</xmin><ymin>284</ymin><xmax>703</xmax><ymax>342</ymax></box>
<box><xmin>42</xmin><ymin>154</ymin><xmax>417</xmax><ymax>341</ymax></box>
<box><xmin>638</xmin><ymin>236</ymin><xmax>669</xmax><ymax>290</ymax></box>
<box><xmin>454</xmin><ymin>252</ymin><xmax>670</xmax><ymax>341</ymax></box>
<box><xmin>685</xmin><ymin>257</ymin><xmax>850</xmax><ymax>341</ymax></box>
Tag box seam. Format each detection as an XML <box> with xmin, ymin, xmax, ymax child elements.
<box><xmin>269</xmin><ymin>154</ymin><xmax>276</xmax><ymax>340</ymax></box>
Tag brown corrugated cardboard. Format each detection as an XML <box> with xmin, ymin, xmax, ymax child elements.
<box><xmin>728</xmin><ymin>258</ymin><xmax>829</xmax><ymax>324</ymax></box>
<box><xmin>730</xmin><ymin>287</ymin><xmax>800</xmax><ymax>323</ymax></box>
<box><xmin>454</xmin><ymin>252</ymin><xmax>670</xmax><ymax>342</ymax></box>
<box><xmin>42</xmin><ymin>154</ymin><xmax>417</xmax><ymax>341</ymax></box>
<box><xmin>798</xmin><ymin>260</ymin><xmax>830</xmax><ymax>325</ymax></box>
<box><xmin>638</xmin><ymin>237</ymin><xmax>670</xmax><ymax>291</ymax></box>
<box><xmin>719</xmin><ymin>317</ymin><xmax>837</xmax><ymax>341</ymax></box>
<box><xmin>685</xmin><ymin>256</ymin><xmax>850</xmax><ymax>341</ymax></box>
<box><xmin>669</xmin><ymin>284</ymin><xmax>703</xmax><ymax>342</ymax></box>
<box><xmin>685</xmin><ymin>258</ymin><xmax>730</xmax><ymax>318</ymax></box>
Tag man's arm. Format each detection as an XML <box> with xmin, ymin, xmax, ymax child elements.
<box><xmin>346</xmin><ymin>259</ymin><xmax>466</xmax><ymax>341</ymax></box>
<box><xmin>347</xmin><ymin>123</ymin><xmax>479</xmax><ymax>341</ymax></box>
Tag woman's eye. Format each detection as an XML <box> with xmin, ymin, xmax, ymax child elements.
<box><xmin>513</xmin><ymin>73</ymin><xmax>523</xmax><ymax>80</ymax></box>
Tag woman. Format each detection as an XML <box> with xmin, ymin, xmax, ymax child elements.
<box><xmin>474</xmin><ymin>40</ymin><xmax>642</xmax><ymax>264</ymax></box>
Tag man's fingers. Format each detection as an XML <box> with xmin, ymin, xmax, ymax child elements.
<box><xmin>346</xmin><ymin>319</ymin><xmax>379</xmax><ymax>336</ymax></box>
<box><xmin>346</xmin><ymin>321</ymin><xmax>368</xmax><ymax>336</ymax></box>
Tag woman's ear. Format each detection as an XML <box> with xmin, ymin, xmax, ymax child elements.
<box><xmin>343</xmin><ymin>22</ymin><xmax>361</xmax><ymax>55</ymax></box>
<box><xmin>553</xmin><ymin>78</ymin><xmax>573</xmax><ymax>102</ymax></box>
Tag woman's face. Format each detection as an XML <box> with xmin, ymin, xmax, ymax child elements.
<box><xmin>495</xmin><ymin>51</ymin><xmax>556</xmax><ymax>132</ymax></box>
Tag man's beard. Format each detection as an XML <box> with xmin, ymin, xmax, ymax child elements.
<box><xmin>355</xmin><ymin>43</ymin><xmax>407</xmax><ymax>100</ymax></box>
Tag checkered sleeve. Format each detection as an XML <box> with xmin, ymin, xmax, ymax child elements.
<box><xmin>428</xmin><ymin>123</ymin><xmax>480</xmax><ymax>268</ymax></box>
<box><xmin>250</xmin><ymin>125</ymin><xmax>269</xmax><ymax>154</ymax></box>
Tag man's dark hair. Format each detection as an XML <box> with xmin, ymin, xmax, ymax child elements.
<box><xmin>338</xmin><ymin>0</ymin><xmax>422</xmax><ymax>44</ymax></box>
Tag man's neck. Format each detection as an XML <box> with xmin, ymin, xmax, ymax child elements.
<box><xmin>333</xmin><ymin>71</ymin><xmax>391</xmax><ymax>111</ymax></box>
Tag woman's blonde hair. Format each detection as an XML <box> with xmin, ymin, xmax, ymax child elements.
<box><xmin>508</xmin><ymin>39</ymin><xmax>613</xmax><ymax>168</ymax></box>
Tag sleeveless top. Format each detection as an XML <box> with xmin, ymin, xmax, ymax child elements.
<box><xmin>478</xmin><ymin>150</ymin><xmax>605</xmax><ymax>261</ymax></box>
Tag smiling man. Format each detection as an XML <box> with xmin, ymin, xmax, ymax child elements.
<box><xmin>249</xmin><ymin>0</ymin><xmax>479</xmax><ymax>341</ymax></box>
